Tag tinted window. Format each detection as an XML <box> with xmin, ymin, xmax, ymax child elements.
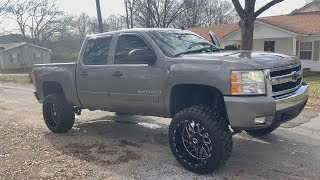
<box><xmin>115</xmin><ymin>35</ymin><xmax>150</xmax><ymax>64</ymax></box>
<box><xmin>149</xmin><ymin>32</ymin><xmax>219</xmax><ymax>57</ymax></box>
<box><xmin>83</xmin><ymin>36</ymin><xmax>113</xmax><ymax>65</ymax></box>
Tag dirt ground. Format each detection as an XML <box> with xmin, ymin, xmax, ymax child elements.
<box><xmin>0</xmin><ymin>83</ymin><xmax>320</xmax><ymax>180</ymax></box>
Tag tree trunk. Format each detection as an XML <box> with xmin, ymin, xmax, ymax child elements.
<box><xmin>240</xmin><ymin>18</ymin><xmax>255</xmax><ymax>50</ymax></box>
<box><xmin>130</xmin><ymin>10</ymin><xmax>134</xmax><ymax>28</ymax></box>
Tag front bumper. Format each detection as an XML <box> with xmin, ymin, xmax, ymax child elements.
<box><xmin>224</xmin><ymin>83</ymin><xmax>309</xmax><ymax>130</ymax></box>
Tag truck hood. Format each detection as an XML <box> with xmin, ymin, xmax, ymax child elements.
<box><xmin>181</xmin><ymin>51</ymin><xmax>300</xmax><ymax>69</ymax></box>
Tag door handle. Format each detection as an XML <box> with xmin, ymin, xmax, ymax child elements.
<box><xmin>80</xmin><ymin>71</ymin><xmax>88</xmax><ymax>76</ymax></box>
<box><xmin>112</xmin><ymin>71</ymin><xmax>123</xmax><ymax>77</ymax></box>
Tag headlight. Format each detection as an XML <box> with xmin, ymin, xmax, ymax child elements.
<box><xmin>231</xmin><ymin>71</ymin><xmax>265</xmax><ymax>95</ymax></box>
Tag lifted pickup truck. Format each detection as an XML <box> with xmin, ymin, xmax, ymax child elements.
<box><xmin>33</xmin><ymin>28</ymin><xmax>308</xmax><ymax>174</ymax></box>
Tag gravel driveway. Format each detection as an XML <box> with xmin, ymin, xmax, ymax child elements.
<box><xmin>0</xmin><ymin>83</ymin><xmax>320</xmax><ymax>180</ymax></box>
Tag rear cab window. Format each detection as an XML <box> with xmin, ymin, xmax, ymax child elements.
<box><xmin>83</xmin><ymin>36</ymin><xmax>113</xmax><ymax>65</ymax></box>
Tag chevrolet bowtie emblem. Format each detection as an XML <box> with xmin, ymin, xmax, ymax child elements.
<box><xmin>292</xmin><ymin>71</ymin><xmax>300</xmax><ymax>82</ymax></box>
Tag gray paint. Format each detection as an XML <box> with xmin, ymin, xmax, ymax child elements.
<box><xmin>33</xmin><ymin>28</ymin><xmax>308</xmax><ymax>130</ymax></box>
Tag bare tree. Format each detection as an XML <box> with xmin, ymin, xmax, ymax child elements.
<box><xmin>106</xmin><ymin>14</ymin><xmax>126</xmax><ymax>31</ymax></box>
<box><xmin>88</xmin><ymin>17</ymin><xmax>109</xmax><ymax>34</ymax></box>
<box><xmin>231</xmin><ymin>0</ymin><xmax>283</xmax><ymax>50</ymax></box>
<box><xmin>134</xmin><ymin>0</ymin><xmax>187</xmax><ymax>28</ymax></box>
<box><xmin>76</xmin><ymin>13</ymin><xmax>91</xmax><ymax>40</ymax></box>
<box><xmin>124</xmin><ymin>0</ymin><xmax>138</xmax><ymax>29</ymax></box>
<box><xmin>7</xmin><ymin>0</ymin><xmax>32</xmax><ymax>38</ymax></box>
<box><xmin>9</xmin><ymin>0</ymin><xmax>65</xmax><ymax>45</ymax></box>
<box><xmin>176</xmin><ymin>0</ymin><xmax>237</xmax><ymax>28</ymax></box>
<box><xmin>0</xmin><ymin>0</ymin><xmax>10</xmax><ymax>16</ymax></box>
<box><xmin>0</xmin><ymin>0</ymin><xmax>11</xmax><ymax>34</ymax></box>
<box><xmin>204</xmin><ymin>0</ymin><xmax>238</xmax><ymax>25</ymax></box>
<box><xmin>183</xmin><ymin>0</ymin><xmax>208</xmax><ymax>27</ymax></box>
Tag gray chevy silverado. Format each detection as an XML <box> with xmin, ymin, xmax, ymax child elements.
<box><xmin>33</xmin><ymin>28</ymin><xmax>308</xmax><ymax>174</ymax></box>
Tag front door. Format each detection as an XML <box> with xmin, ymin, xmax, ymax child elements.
<box><xmin>264</xmin><ymin>41</ymin><xmax>275</xmax><ymax>52</ymax></box>
<box><xmin>105</xmin><ymin>33</ymin><xmax>164</xmax><ymax>116</ymax></box>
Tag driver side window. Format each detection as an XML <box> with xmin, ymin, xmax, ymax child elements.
<box><xmin>114</xmin><ymin>34</ymin><xmax>150</xmax><ymax>64</ymax></box>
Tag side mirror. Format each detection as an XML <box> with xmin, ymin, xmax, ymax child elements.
<box><xmin>224</xmin><ymin>45</ymin><xmax>239</xmax><ymax>50</ymax></box>
<box><xmin>128</xmin><ymin>49</ymin><xmax>157</xmax><ymax>65</ymax></box>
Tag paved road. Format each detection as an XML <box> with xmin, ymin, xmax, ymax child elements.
<box><xmin>0</xmin><ymin>84</ymin><xmax>320</xmax><ymax>180</ymax></box>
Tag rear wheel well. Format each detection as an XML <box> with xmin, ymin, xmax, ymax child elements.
<box><xmin>170</xmin><ymin>84</ymin><xmax>228</xmax><ymax>123</ymax></box>
<box><xmin>42</xmin><ymin>82</ymin><xmax>64</xmax><ymax>98</ymax></box>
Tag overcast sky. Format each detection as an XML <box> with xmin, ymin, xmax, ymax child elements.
<box><xmin>55</xmin><ymin>0</ymin><xmax>307</xmax><ymax>18</ymax></box>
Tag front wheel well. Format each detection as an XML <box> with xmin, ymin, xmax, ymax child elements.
<box><xmin>170</xmin><ymin>84</ymin><xmax>228</xmax><ymax>122</ymax></box>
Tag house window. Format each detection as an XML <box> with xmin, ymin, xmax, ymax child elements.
<box><xmin>10</xmin><ymin>54</ymin><xmax>17</xmax><ymax>63</ymax></box>
<box><xmin>300</xmin><ymin>42</ymin><xmax>312</xmax><ymax>60</ymax></box>
<box><xmin>33</xmin><ymin>53</ymin><xmax>41</xmax><ymax>62</ymax></box>
<box><xmin>264</xmin><ymin>41</ymin><xmax>275</xmax><ymax>52</ymax></box>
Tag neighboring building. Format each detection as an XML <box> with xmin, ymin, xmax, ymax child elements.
<box><xmin>189</xmin><ymin>0</ymin><xmax>320</xmax><ymax>71</ymax></box>
<box><xmin>291</xmin><ymin>0</ymin><xmax>320</xmax><ymax>14</ymax></box>
<box><xmin>0</xmin><ymin>42</ymin><xmax>51</xmax><ymax>70</ymax></box>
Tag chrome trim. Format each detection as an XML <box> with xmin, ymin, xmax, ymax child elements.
<box><xmin>276</xmin><ymin>84</ymin><xmax>308</xmax><ymax>110</ymax></box>
<box><xmin>272</xmin><ymin>83</ymin><xmax>302</xmax><ymax>96</ymax></box>
<box><xmin>271</xmin><ymin>63</ymin><xmax>301</xmax><ymax>72</ymax></box>
<box><xmin>268</xmin><ymin>63</ymin><xmax>303</xmax><ymax>97</ymax></box>
<box><xmin>264</xmin><ymin>69</ymin><xmax>273</xmax><ymax>96</ymax></box>
<box><xmin>271</xmin><ymin>70</ymin><xmax>303</xmax><ymax>85</ymax></box>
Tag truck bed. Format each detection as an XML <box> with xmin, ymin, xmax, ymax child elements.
<box><xmin>33</xmin><ymin>62</ymin><xmax>81</xmax><ymax>106</ymax></box>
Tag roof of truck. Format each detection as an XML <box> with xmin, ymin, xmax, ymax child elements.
<box><xmin>87</xmin><ymin>28</ymin><xmax>192</xmax><ymax>38</ymax></box>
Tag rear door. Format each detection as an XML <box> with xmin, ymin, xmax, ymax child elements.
<box><xmin>105</xmin><ymin>33</ymin><xmax>164</xmax><ymax>116</ymax></box>
<box><xmin>76</xmin><ymin>35</ymin><xmax>114</xmax><ymax>110</ymax></box>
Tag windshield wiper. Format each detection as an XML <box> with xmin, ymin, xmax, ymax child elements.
<box><xmin>175</xmin><ymin>47</ymin><xmax>222</xmax><ymax>57</ymax></box>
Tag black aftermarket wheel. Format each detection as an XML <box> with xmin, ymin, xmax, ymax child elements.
<box><xmin>43</xmin><ymin>94</ymin><xmax>75</xmax><ymax>133</ymax></box>
<box><xmin>169</xmin><ymin>106</ymin><xmax>232</xmax><ymax>174</ymax></box>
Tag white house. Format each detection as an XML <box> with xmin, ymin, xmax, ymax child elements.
<box><xmin>0</xmin><ymin>42</ymin><xmax>51</xmax><ymax>70</ymax></box>
<box><xmin>189</xmin><ymin>0</ymin><xmax>320</xmax><ymax>71</ymax></box>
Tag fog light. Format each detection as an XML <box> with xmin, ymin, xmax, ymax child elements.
<box><xmin>254</xmin><ymin>117</ymin><xmax>267</xmax><ymax>125</ymax></box>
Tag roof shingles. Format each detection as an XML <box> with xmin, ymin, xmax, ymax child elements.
<box><xmin>260</xmin><ymin>11</ymin><xmax>320</xmax><ymax>35</ymax></box>
<box><xmin>188</xmin><ymin>11</ymin><xmax>320</xmax><ymax>40</ymax></box>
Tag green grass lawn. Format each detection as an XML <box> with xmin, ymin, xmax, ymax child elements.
<box><xmin>304</xmin><ymin>76</ymin><xmax>320</xmax><ymax>108</ymax></box>
<box><xmin>0</xmin><ymin>74</ymin><xmax>31</xmax><ymax>84</ymax></box>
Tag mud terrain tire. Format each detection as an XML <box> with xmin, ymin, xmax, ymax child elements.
<box><xmin>168</xmin><ymin>106</ymin><xmax>232</xmax><ymax>174</ymax></box>
<box><xmin>43</xmin><ymin>94</ymin><xmax>75</xmax><ymax>133</ymax></box>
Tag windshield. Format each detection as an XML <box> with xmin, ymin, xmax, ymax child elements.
<box><xmin>149</xmin><ymin>31</ymin><xmax>221</xmax><ymax>57</ymax></box>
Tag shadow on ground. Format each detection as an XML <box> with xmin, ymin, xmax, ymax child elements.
<box><xmin>42</xmin><ymin>111</ymin><xmax>320</xmax><ymax>179</ymax></box>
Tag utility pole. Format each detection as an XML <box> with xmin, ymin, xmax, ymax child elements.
<box><xmin>95</xmin><ymin>0</ymin><xmax>104</xmax><ymax>33</ymax></box>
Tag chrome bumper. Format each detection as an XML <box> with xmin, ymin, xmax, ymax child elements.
<box><xmin>275</xmin><ymin>83</ymin><xmax>309</xmax><ymax>111</ymax></box>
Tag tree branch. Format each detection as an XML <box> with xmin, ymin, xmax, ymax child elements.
<box><xmin>254</xmin><ymin>0</ymin><xmax>283</xmax><ymax>17</ymax></box>
<box><xmin>231</xmin><ymin>0</ymin><xmax>245</xmax><ymax>19</ymax></box>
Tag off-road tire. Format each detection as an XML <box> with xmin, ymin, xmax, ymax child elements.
<box><xmin>43</xmin><ymin>94</ymin><xmax>75</xmax><ymax>133</ymax></box>
<box><xmin>115</xmin><ymin>112</ymin><xmax>130</xmax><ymax>116</ymax></box>
<box><xmin>246</xmin><ymin>122</ymin><xmax>280</xmax><ymax>136</ymax></box>
<box><xmin>168</xmin><ymin>106</ymin><xmax>232</xmax><ymax>174</ymax></box>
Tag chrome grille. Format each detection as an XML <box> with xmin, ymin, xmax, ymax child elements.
<box><xmin>268</xmin><ymin>64</ymin><xmax>302</xmax><ymax>97</ymax></box>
